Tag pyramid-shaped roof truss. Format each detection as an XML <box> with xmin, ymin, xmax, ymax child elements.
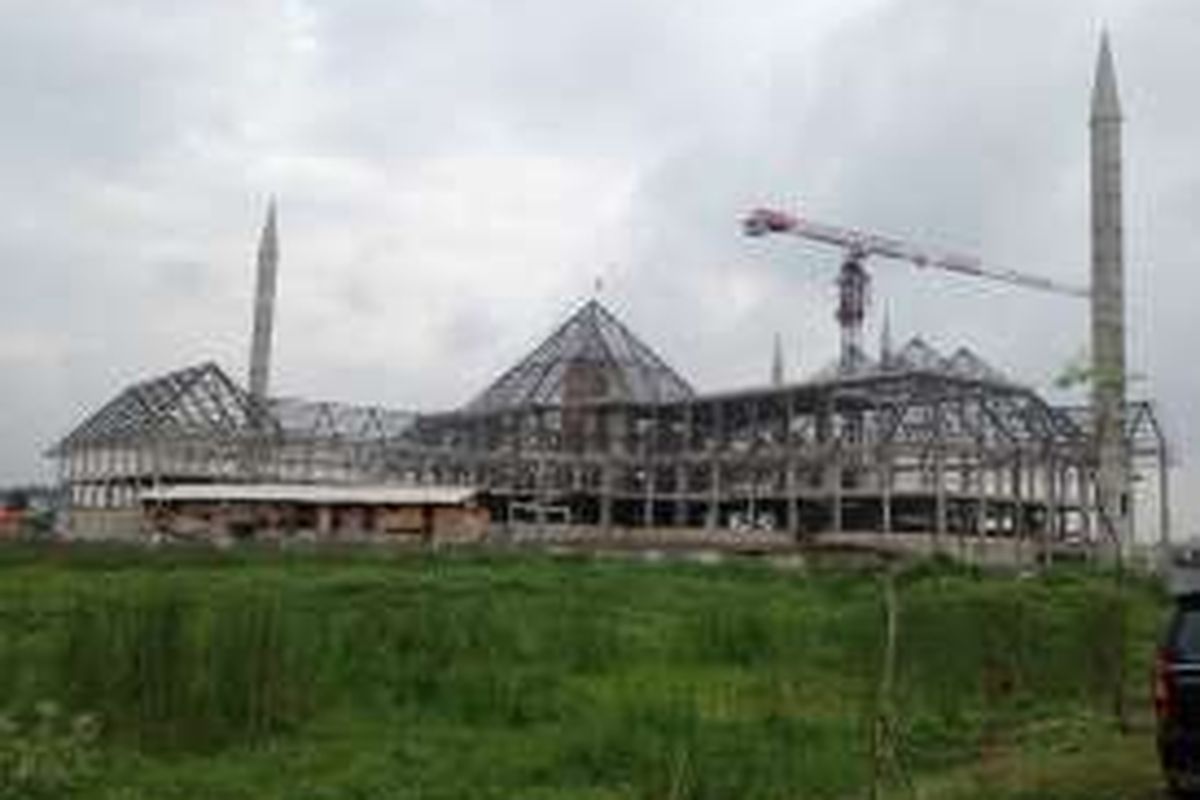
<box><xmin>50</xmin><ymin>362</ymin><xmax>268</xmax><ymax>453</ymax></box>
<box><xmin>467</xmin><ymin>300</ymin><xmax>695</xmax><ymax>413</ymax></box>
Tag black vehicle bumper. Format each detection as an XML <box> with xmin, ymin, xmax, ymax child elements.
<box><xmin>1160</xmin><ymin>729</ymin><xmax>1200</xmax><ymax>790</ymax></box>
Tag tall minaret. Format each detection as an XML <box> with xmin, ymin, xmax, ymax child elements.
<box><xmin>1090</xmin><ymin>33</ymin><xmax>1130</xmax><ymax>544</ymax></box>
<box><xmin>248</xmin><ymin>201</ymin><xmax>279</xmax><ymax>408</ymax></box>
<box><xmin>771</xmin><ymin>332</ymin><xmax>785</xmax><ymax>386</ymax></box>
<box><xmin>879</xmin><ymin>308</ymin><xmax>893</xmax><ymax>368</ymax></box>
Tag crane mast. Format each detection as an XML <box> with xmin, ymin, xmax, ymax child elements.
<box><xmin>742</xmin><ymin>208</ymin><xmax>1090</xmax><ymax>369</ymax></box>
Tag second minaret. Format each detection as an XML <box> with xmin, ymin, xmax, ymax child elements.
<box><xmin>248</xmin><ymin>201</ymin><xmax>279</xmax><ymax>408</ymax></box>
<box><xmin>1090</xmin><ymin>34</ymin><xmax>1129</xmax><ymax>542</ymax></box>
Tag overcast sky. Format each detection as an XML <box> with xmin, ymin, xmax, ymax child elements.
<box><xmin>1</xmin><ymin>0</ymin><xmax>1196</xmax><ymax>532</ymax></box>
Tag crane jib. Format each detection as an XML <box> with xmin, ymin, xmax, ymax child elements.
<box><xmin>743</xmin><ymin>207</ymin><xmax>1091</xmax><ymax>299</ymax></box>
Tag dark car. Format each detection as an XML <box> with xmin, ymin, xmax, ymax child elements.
<box><xmin>1157</xmin><ymin>592</ymin><xmax>1200</xmax><ymax>797</ymax></box>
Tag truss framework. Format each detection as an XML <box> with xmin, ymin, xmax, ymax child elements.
<box><xmin>467</xmin><ymin>299</ymin><xmax>694</xmax><ymax>413</ymax></box>
<box><xmin>50</xmin><ymin>362</ymin><xmax>420</xmax><ymax>509</ymax></box>
<box><xmin>405</xmin><ymin>368</ymin><xmax>1166</xmax><ymax>545</ymax></box>
<box><xmin>49</xmin><ymin>305</ymin><xmax>1168</xmax><ymax>547</ymax></box>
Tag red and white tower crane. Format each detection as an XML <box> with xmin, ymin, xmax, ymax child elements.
<box><xmin>741</xmin><ymin>207</ymin><xmax>1090</xmax><ymax>369</ymax></box>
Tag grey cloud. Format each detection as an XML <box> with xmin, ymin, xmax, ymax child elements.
<box><xmin>0</xmin><ymin>0</ymin><xmax>1197</xmax><ymax>536</ymax></box>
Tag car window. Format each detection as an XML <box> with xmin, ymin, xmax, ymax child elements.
<box><xmin>1173</xmin><ymin>607</ymin><xmax>1200</xmax><ymax>660</ymax></box>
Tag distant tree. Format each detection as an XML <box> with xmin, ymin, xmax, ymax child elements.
<box><xmin>3</xmin><ymin>488</ymin><xmax>29</xmax><ymax>511</ymax></box>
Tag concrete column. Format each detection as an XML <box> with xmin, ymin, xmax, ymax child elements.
<box><xmin>599</xmin><ymin>461</ymin><xmax>613</xmax><ymax>532</ymax></box>
<box><xmin>1160</xmin><ymin>445</ymin><xmax>1172</xmax><ymax>571</ymax></box>
<box><xmin>881</xmin><ymin>456</ymin><xmax>893</xmax><ymax>535</ymax></box>
<box><xmin>831</xmin><ymin>453</ymin><xmax>843</xmax><ymax>535</ymax></box>
<box><xmin>934</xmin><ymin>451</ymin><xmax>947</xmax><ymax>547</ymax></box>
<box><xmin>1012</xmin><ymin>455</ymin><xmax>1026</xmax><ymax>562</ymax></box>
<box><xmin>1041</xmin><ymin>459</ymin><xmax>1058</xmax><ymax>565</ymax></box>
<box><xmin>674</xmin><ymin>465</ymin><xmax>688</xmax><ymax>527</ymax></box>
<box><xmin>975</xmin><ymin>461</ymin><xmax>988</xmax><ymax>538</ymax></box>
<box><xmin>643</xmin><ymin>465</ymin><xmax>655</xmax><ymax>529</ymax></box>
<box><xmin>786</xmin><ymin>460</ymin><xmax>798</xmax><ymax>536</ymax></box>
<box><xmin>707</xmin><ymin>460</ymin><xmax>720</xmax><ymax>530</ymax></box>
<box><xmin>535</xmin><ymin>458</ymin><xmax>548</xmax><ymax>529</ymax></box>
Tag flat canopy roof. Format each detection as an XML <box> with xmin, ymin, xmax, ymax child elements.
<box><xmin>140</xmin><ymin>483</ymin><xmax>478</xmax><ymax>507</ymax></box>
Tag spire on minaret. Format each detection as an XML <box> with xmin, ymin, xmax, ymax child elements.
<box><xmin>1089</xmin><ymin>32</ymin><xmax>1130</xmax><ymax>548</ymax></box>
<box><xmin>1091</xmin><ymin>31</ymin><xmax>1122</xmax><ymax>123</ymax></box>
<box><xmin>880</xmin><ymin>307</ymin><xmax>893</xmax><ymax>367</ymax></box>
<box><xmin>248</xmin><ymin>199</ymin><xmax>280</xmax><ymax>407</ymax></box>
<box><xmin>771</xmin><ymin>332</ymin><xmax>784</xmax><ymax>387</ymax></box>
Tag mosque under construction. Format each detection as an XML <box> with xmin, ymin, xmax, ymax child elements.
<box><xmin>47</xmin><ymin>37</ymin><xmax>1170</xmax><ymax>553</ymax></box>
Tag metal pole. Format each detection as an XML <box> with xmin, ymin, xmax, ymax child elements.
<box><xmin>1159</xmin><ymin>444</ymin><xmax>1172</xmax><ymax>571</ymax></box>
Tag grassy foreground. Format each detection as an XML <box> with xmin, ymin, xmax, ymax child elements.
<box><xmin>0</xmin><ymin>545</ymin><xmax>1168</xmax><ymax>799</ymax></box>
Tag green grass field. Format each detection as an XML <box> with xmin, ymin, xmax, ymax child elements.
<box><xmin>0</xmin><ymin>545</ymin><xmax>1169</xmax><ymax>798</ymax></box>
